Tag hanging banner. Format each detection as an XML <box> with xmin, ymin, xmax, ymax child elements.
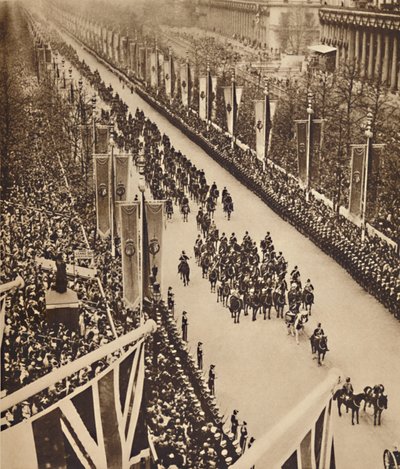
<box><xmin>310</xmin><ymin>119</ymin><xmax>324</xmax><ymax>188</ymax></box>
<box><xmin>115</xmin><ymin>155</ymin><xmax>129</xmax><ymax>202</ymax></box>
<box><xmin>164</xmin><ymin>57</ymin><xmax>172</xmax><ymax>97</ymax></box>
<box><xmin>366</xmin><ymin>144</ymin><xmax>384</xmax><ymax>220</ymax></box>
<box><xmin>150</xmin><ymin>51</ymin><xmax>158</xmax><ymax>88</ymax></box>
<box><xmin>223</xmin><ymin>86</ymin><xmax>234</xmax><ymax>134</ymax></box>
<box><xmin>95</xmin><ymin>126</ymin><xmax>109</xmax><ymax>154</ymax></box>
<box><xmin>296</xmin><ymin>120</ymin><xmax>308</xmax><ymax>185</ymax></box>
<box><xmin>120</xmin><ymin>203</ymin><xmax>140</xmax><ymax>308</ymax></box>
<box><xmin>129</xmin><ymin>41</ymin><xmax>137</xmax><ymax>74</ymax></box>
<box><xmin>145</xmin><ymin>47</ymin><xmax>152</xmax><ymax>85</ymax></box>
<box><xmin>95</xmin><ymin>156</ymin><xmax>111</xmax><ymax>238</ymax></box>
<box><xmin>255</xmin><ymin>100</ymin><xmax>266</xmax><ymax>162</ymax></box>
<box><xmin>143</xmin><ymin>201</ymin><xmax>164</xmax><ymax>299</ymax></box>
<box><xmin>199</xmin><ymin>76</ymin><xmax>207</xmax><ymax>120</ymax></box>
<box><xmin>139</xmin><ymin>47</ymin><xmax>146</xmax><ymax>80</ymax></box>
<box><xmin>181</xmin><ymin>62</ymin><xmax>189</xmax><ymax>108</ymax></box>
<box><xmin>349</xmin><ymin>144</ymin><xmax>366</xmax><ymax>217</ymax></box>
<box><xmin>211</xmin><ymin>76</ymin><xmax>218</xmax><ymax>121</ymax></box>
<box><xmin>158</xmin><ymin>52</ymin><xmax>164</xmax><ymax>85</ymax></box>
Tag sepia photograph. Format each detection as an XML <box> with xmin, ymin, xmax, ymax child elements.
<box><xmin>0</xmin><ymin>0</ymin><xmax>399</xmax><ymax>468</ymax></box>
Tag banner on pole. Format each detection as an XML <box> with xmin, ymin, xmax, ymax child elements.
<box><xmin>115</xmin><ymin>155</ymin><xmax>129</xmax><ymax>202</ymax></box>
<box><xmin>310</xmin><ymin>119</ymin><xmax>324</xmax><ymax>188</ymax></box>
<box><xmin>120</xmin><ymin>203</ymin><xmax>140</xmax><ymax>308</ymax></box>
<box><xmin>349</xmin><ymin>144</ymin><xmax>366</xmax><ymax>217</ymax></box>
<box><xmin>150</xmin><ymin>52</ymin><xmax>158</xmax><ymax>88</ymax></box>
<box><xmin>164</xmin><ymin>57</ymin><xmax>172</xmax><ymax>97</ymax></box>
<box><xmin>255</xmin><ymin>100</ymin><xmax>266</xmax><ymax>162</ymax></box>
<box><xmin>366</xmin><ymin>144</ymin><xmax>384</xmax><ymax>220</ymax></box>
<box><xmin>296</xmin><ymin>120</ymin><xmax>308</xmax><ymax>185</ymax></box>
<box><xmin>95</xmin><ymin>155</ymin><xmax>111</xmax><ymax>238</ymax></box>
<box><xmin>143</xmin><ymin>201</ymin><xmax>164</xmax><ymax>299</ymax></box>
<box><xmin>180</xmin><ymin>62</ymin><xmax>190</xmax><ymax>108</ymax></box>
<box><xmin>199</xmin><ymin>76</ymin><xmax>207</xmax><ymax>120</ymax></box>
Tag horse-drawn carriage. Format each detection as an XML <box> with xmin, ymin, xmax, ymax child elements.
<box><xmin>383</xmin><ymin>448</ymin><xmax>400</xmax><ymax>469</ymax></box>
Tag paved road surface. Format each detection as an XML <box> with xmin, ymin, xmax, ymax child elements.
<box><xmin>57</xmin><ymin>27</ymin><xmax>400</xmax><ymax>469</ymax></box>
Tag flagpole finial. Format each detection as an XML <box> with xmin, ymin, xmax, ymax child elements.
<box><xmin>232</xmin><ymin>69</ymin><xmax>236</xmax><ymax>84</ymax></box>
<box><xmin>186</xmin><ymin>51</ymin><xmax>189</xmax><ymax>64</ymax></box>
<box><xmin>207</xmin><ymin>61</ymin><xmax>210</xmax><ymax>72</ymax></box>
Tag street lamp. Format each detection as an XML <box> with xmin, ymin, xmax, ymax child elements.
<box><xmin>361</xmin><ymin>109</ymin><xmax>373</xmax><ymax>243</ymax></box>
<box><xmin>306</xmin><ymin>91</ymin><xmax>313</xmax><ymax>201</ymax></box>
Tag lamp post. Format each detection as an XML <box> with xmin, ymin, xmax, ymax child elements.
<box><xmin>306</xmin><ymin>91</ymin><xmax>313</xmax><ymax>202</ymax></box>
<box><xmin>361</xmin><ymin>109</ymin><xmax>373</xmax><ymax>243</ymax></box>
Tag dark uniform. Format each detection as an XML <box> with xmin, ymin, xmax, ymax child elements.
<box><xmin>167</xmin><ymin>287</ymin><xmax>174</xmax><ymax>310</ymax></box>
<box><xmin>197</xmin><ymin>342</ymin><xmax>203</xmax><ymax>370</ymax></box>
<box><xmin>208</xmin><ymin>365</ymin><xmax>215</xmax><ymax>395</ymax></box>
<box><xmin>182</xmin><ymin>312</ymin><xmax>188</xmax><ymax>342</ymax></box>
<box><xmin>240</xmin><ymin>422</ymin><xmax>248</xmax><ymax>453</ymax></box>
<box><xmin>230</xmin><ymin>410</ymin><xmax>239</xmax><ymax>439</ymax></box>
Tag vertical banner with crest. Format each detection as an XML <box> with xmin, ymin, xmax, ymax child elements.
<box><xmin>158</xmin><ymin>52</ymin><xmax>164</xmax><ymax>86</ymax></box>
<box><xmin>296</xmin><ymin>120</ymin><xmax>308</xmax><ymax>185</ymax></box>
<box><xmin>349</xmin><ymin>144</ymin><xmax>366</xmax><ymax>217</ymax></box>
<box><xmin>95</xmin><ymin>126</ymin><xmax>109</xmax><ymax>154</ymax></box>
<box><xmin>164</xmin><ymin>55</ymin><xmax>172</xmax><ymax>97</ymax></box>
<box><xmin>120</xmin><ymin>203</ymin><xmax>140</xmax><ymax>308</ymax></box>
<box><xmin>199</xmin><ymin>76</ymin><xmax>207</xmax><ymax>120</ymax></box>
<box><xmin>211</xmin><ymin>76</ymin><xmax>218</xmax><ymax>121</ymax></box>
<box><xmin>143</xmin><ymin>201</ymin><xmax>164</xmax><ymax>299</ymax></box>
<box><xmin>180</xmin><ymin>61</ymin><xmax>190</xmax><ymax>108</ymax></box>
<box><xmin>139</xmin><ymin>47</ymin><xmax>146</xmax><ymax>80</ymax></box>
<box><xmin>129</xmin><ymin>41</ymin><xmax>137</xmax><ymax>74</ymax></box>
<box><xmin>310</xmin><ymin>119</ymin><xmax>324</xmax><ymax>188</ymax></box>
<box><xmin>254</xmin><ymin>100</ymin><xmax>266</xmax><ymax>162</ymax></box>
<box><xmin>223</xmin><ymin>79</ymin><xmax>243</xmax><ymax>137</ymax></box>
<box><xmin>150</xmin><ymin>51</ymin><xmax>158</xmax><ymax>88</ymax></box>
<box><xmin>95</xmin><ymin>156</ymin><xmax>111</xmax><ymax>238</ymax></box>
<box><xmin>115</xmin><ymin>155</ymin><xmax>129</xmax><ymax>202</ymax></box>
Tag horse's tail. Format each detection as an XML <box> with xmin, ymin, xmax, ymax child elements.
<box><xmin>363</xmin><ymin>386</ymin><xmax>372</xmax><ymax>395</ymax></box>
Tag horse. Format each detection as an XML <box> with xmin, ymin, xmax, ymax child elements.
<box><xmin>166</xmin><ymin>200</ymin><xmax>174</xmax><ymax>220</ymax></box>
<box><xmin>363</xmin><ymin>386</ymin><xmax>388</xmax><ymax>426</ymax></box>
<box><xmin>303</xmin><ymin>289</ymin><xmax>314</xmax><ymax>314</ymax></box>
<box><xmin>209</xmin><ymin>268</ymin><xmax>218</xmax><ymax>293</ymax></box>
<box><xmin>310</xmin><ymin>335</ymin><xmax>329</xmax><ymax>366</ymax></box>
<box><xmin>262</xmin><ymin>289</ymin><xmax>273</xmax><ymax>320</ymax></box>
<box><xmin>273</xmin><ymin>290</ymin><xmax>286</xmax><ymax>318</ymax></box>
<box><xmin>201</xmin><ymin>254</ymin><xmax>211</xmax><ymax>278</ymax></box>
<box><xmin>223</xmin><ymin>198</ymin><xmax>234</xmax><ymax>221</ymax></box>
<box><xmin>249</xmin><ymin>291</ymin><xmax>261</xmax><ymax>321</ymax></box>
<box><xmin>181</xmin><ymin>203</ymin><xmax>190</xmax><ymax>222</ymax></box>
<box><xmin>229</xmin><ymin>294</ymin><xmax>242</xmax><ymax>324</ymax></box>
<box><xmin>178</xmin><ymin>260</ymin><xmax>190</xmax><ymax>286</ymax></box>
<box><xmin>333</xmin><ymin>389</ymin><xmax>365</xmax><ymax>425</ymax></box>
<box><xmin>217</xmin><ymin>282</ymin><xmax>231</xmax><ymax>306</ymax></box>
<box><xmin>286</xmin><ymin>311</ymin><xmax>309</xmax><ymax>344</ymax></box>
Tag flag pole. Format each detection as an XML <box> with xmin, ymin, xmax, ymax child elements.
<box><xmin>306</xmin><ymin>91</ymin><xmax>313</xmax><ymax>202</ymax></box>
<box><xmin>109</xmin><ymin>120</ymin><xmax>116</xmax><ymax>258</ymax></box>
<box><xmin>361</xmin><ymin>109</ymin><xmax>373</xmax><ymax>243</ymax></box>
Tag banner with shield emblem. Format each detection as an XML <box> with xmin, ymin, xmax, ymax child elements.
<box><xmin>94</xmin><ymin>155</ymin><xmax>111</xmax><ymax>238</ymax></box>
<box><xmin>120</xmin><ymin>203</ymin><xmax>140</xmax><ymax>308</ymax></box>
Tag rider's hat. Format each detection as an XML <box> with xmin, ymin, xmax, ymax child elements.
<box><xmin>346</xmin><ymin>377</ymin><xmax>351</xmax><ymax>382</ymax></box>
<box><xmin>318</xmin><ymin>323</ymin><xmax>321</xmax><ymax>327</ymax></box>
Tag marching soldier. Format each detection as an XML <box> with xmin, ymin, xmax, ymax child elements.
<box><xmin>240</xmin><ymin>421</ymin><xmax>248</xmax><ymax>454</ymax></box>
<box><xmin>167</xmin><ymin>287</ymin><xmax>174</xmax><ymax>311</ymax></box>
<box><xmin>230</xmin><ymin>410</ymin><xmax>239</xmax><ymax>439</ymax></box>
<box><xmin>208</xmin><ymin>364</ymin><xmax>216</xmax><ymax>395</ymax></box>
<box><xmin>197</xmin><ymin>342</ymin><xmax>203</xmax><ymax>370</ymax></box>
<box><xmin>181</xmin><ymin>311</ymin><xmax>188</xmax><ymax>342</ymax></box>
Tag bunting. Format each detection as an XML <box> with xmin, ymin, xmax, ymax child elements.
<box><xmin>230</xmin><ymin>369</ymin><xmax>340</xmax><ymax>469</ymax></box>
<box><xmin>1</xmin><ymin>340</ymin><xmax>151</xmax><ymax>469</ymax></box>
<box><xmin>95</xmin><ymin>155</ymin><xmax>111</xmax><ymax>238</ymax></box>
<box><xmin>120</xmin><ymin>203</ymin><xmax>140</xmax><ymax>308</ymax></box>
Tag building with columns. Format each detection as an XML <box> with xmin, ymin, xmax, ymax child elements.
<box><xmin>319</xmin><ymin>3</ymin><xmax>400</xmax><ymax>90</ymax></box>
<box><xmin>195</xmin><ymin>0</ymin><xmax>321</xmax><ymax>51</ymax></box>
